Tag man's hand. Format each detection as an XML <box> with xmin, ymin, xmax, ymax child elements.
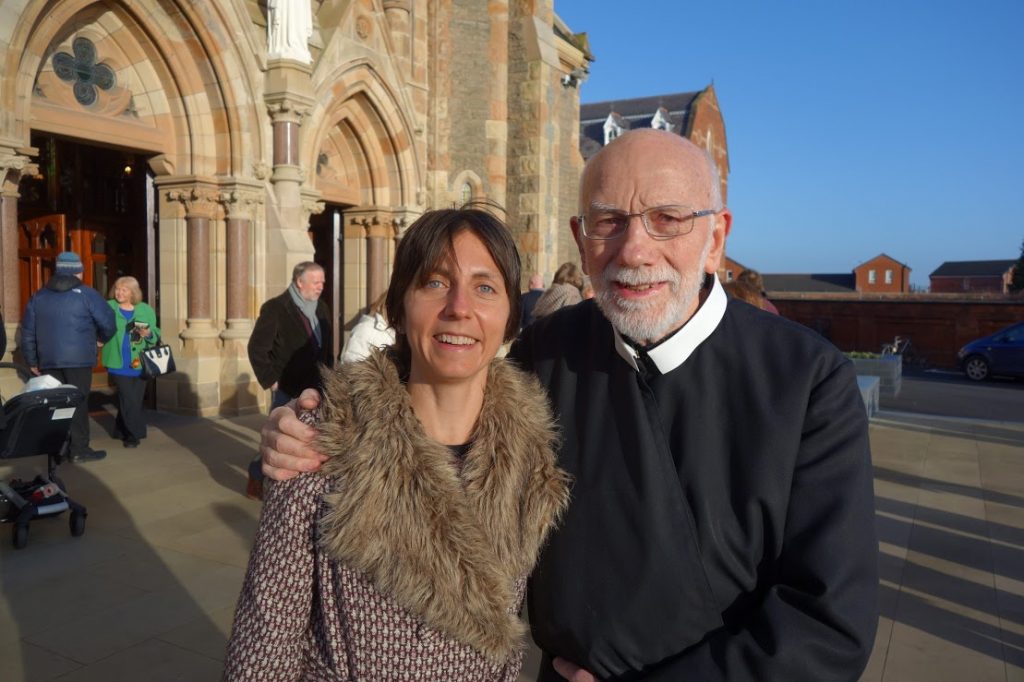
<box><xmin>30</xmin><ymin>367</ymin><xmax>40</xmax><ymax>376</ymax></box>
<box><xmin>260</xmin><ymin>388</ymin><xmax>326</xmax><ymax>481</ymax></box>
<box><xmin>553</xmin><ymin>657</ymin><xmax>596</xmax><ymax>682</ymax></box>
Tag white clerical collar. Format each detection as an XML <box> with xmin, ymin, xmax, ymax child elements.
<box><xmin>612</xmin><ymin>274</ymin><xmax>728</xmax><ymax>375</ymax></box>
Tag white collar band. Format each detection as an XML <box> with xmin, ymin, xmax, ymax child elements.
<box><xmin>612</xmin><ymin>274</ymin><xmax>728</xmax><ymax>374</ymax></box>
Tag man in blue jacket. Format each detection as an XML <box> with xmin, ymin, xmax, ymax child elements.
<box><xmin>21</xmin><ymin>252</ymin><xmax>116</xmax><ymax>462</ymax></box>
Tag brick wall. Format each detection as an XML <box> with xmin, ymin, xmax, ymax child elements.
<box><xmin>772</xmin><ymin>295</ymin><xmax>1024</xmax><ymax>368</ymax></box>
<box><xmin>930</xmin><ymin>276</ymin><xmax>1007</xmax><ymax>294</ymax></box>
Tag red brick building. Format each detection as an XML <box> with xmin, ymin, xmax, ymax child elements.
<box><xmin>854</xmin><ymin>254</ymin><xmax>911</xmax><ymax>293</ymax></box>
<box><xmin>929</xmin><ymin>260</ymin><xmax>1016</xmax><ymax>293</ymax></box>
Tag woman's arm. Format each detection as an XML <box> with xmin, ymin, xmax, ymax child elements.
<box><xmin>139</xmin><ymin>303</ymin><xmax>161</xmax><ymax>346</ymax></box>
<box><xmin>223</xmin><ymin>473</ymin><xmax>324</xmax><ymax>680</ymax></box>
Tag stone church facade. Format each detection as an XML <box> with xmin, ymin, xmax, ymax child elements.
<box><xmin>0</xmin><ymin>0</ymin><xmax>591</xmax><ymax>415</ymax></box>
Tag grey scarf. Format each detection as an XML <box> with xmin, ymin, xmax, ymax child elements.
<box><xmin>288</xmin><ymin>283</ymin><xmax>322</xmax><ymax>347</ymax></box>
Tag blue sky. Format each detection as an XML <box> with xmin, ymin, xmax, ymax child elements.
<box><xmin>555</xmin><ymin>0</ymin><xmax>1023</xmax><ymax>288</ymax></box>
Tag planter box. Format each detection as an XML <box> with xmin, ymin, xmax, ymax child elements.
<box><xmin>850</xmin><ymin>356</ymin><xmax>901</xmax><ymax>398</ymax></box>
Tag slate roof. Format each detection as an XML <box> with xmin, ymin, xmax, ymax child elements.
<box><xmin>929</xmin><ymin>260</ymin><xmax>1015</xmax><ymax>278</ymax></box>
<box><xmin>854</xmin><ymin>253</ymin><xmax>911</xmax><ymax>270</ymax></box>
<box><xmin>762</xmin><ymin>273</ymin><xmax>857</xmax><ymax>293</ymax></box>
<box><xmin>579</xmin><ymin>90</ymin><xmax>702</xmax><ymax>160</ymax></box>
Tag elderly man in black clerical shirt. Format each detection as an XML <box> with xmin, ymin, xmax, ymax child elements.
<box><xmin>255</xmin><ymin>129</ymin><xmax>879</xmax><ymax>681</ymax></box>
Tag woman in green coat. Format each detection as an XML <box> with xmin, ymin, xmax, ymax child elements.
<box><xmin>101</xmin><ymin>276</ymin><xmax>160</xmax><ymax>448</ymax></box>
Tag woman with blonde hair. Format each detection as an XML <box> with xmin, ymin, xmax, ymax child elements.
<box><xmin>101</xmin><ymin>276</ymin><xmax>160</xmax><ymax>448</ymax></box>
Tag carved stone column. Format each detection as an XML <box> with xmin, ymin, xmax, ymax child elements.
<box><xmin>0</xmin><ymin>152</ymin><xmax>33</xmax><ymax>338</ymax></box>
<box><xmin>265</xmin><ymin>60</ymin><xmax>316</xmax><ymax>292</ymax></box>
<box><xmin>348</xmin><ymin>207</ymin><xmax>389</xmax><ymax>307</ymax></box>
<box><xmin>0</xmin><ymin>150</ymin><xmax>34</xmax><ymax>401</ymax></box>
<box><xmin>164</xmin><ymin>182</ymin><xmax>222</xmax><ymax>416</ymax></box>
<box><xmin>218</xmin><ymin>182</ymin><xmax>264</xmax><ymax>415</ymax></box>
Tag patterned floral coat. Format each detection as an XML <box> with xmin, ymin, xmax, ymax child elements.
<box><xmin>224</xmin><ymin>350</ymin><xmax>570</xmax><ymax>681</ymax></box>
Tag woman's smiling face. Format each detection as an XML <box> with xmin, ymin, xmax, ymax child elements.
<box><xmin>402</xmin><ymin>229</ymin><xmax>511</xmax><ymax>389</ymax></box>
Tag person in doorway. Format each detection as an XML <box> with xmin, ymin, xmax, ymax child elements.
<box><xmin>20</xmin><ymin>251</ymin><xmax>116</xmax><ymax>462</ymax></box>
<box><xmin>225</xmin><ymin>206</ymin><xmax>568</xmax><ymax>679</ymax></box>
<box><xmin>257</xmin><ymin>130</ymin><xmax>879</xmax><ymax>681</ymax></box>
<box><xmin>339</xmin><ymin>291</ymin><xmax>395</xmax><ymax>363</ymax></box>
<box><xmin>101</xmin><ymin>276</ymin><xmax>160</xmax><ymax>448</ymax></box>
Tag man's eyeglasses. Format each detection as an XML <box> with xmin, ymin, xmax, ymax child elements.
<box><xmin>578</xmin><ymin>204</ymin><xmax>720</xmax><ymax>241</ymax></box>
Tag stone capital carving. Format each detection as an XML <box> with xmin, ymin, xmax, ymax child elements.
<box><xmin>348</xmin><ymin>206</ymin><xmax>418</xmax><ymax>239</ymax></box>
<box><xmin>252</xmin><ymin>162</ymin><xmax>271</xmax><ymax>180</ymax></box>
<box><xmin>166</xmin><ymin>186</ymin><xmax>220</xmax><ymax>219</ymax></box>
<box><xmin>301</xmin><ymin>198</ymin><xmax>326</xmax><ymax>224</ymax></box>
<box><xmin>0</xmin><ymin>153</ymin><xmax>36</xmax><ymax>197</ymax></box>
<box><xmin>219</xmin><ymin>188</ymin><xmax>265</xmax><ymax>220</ymax></box>
<box><xmin>266</xmin><ymin>99</ymin><xmax>311</xmax><ymax>124</ymax></box>
<box><xmin>0</xmin><ymin>152</ymin><xmax>31</xmax><ymax>174</ymax></box>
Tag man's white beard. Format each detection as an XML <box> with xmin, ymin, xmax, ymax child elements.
<box><xmin>593</xmin><ymin>234</ymin><xmax>712</xmax><ymax>345</ymax></box>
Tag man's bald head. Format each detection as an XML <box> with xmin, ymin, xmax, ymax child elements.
<box><xmin>580</xmin><ymin>129</ymin><xmax>722</xmax><ymax>216</ymax></box>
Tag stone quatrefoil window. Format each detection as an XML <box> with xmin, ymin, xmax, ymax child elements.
<box><xmin>52</xmin><ymin>37</ymin><xmax>115</xmax><ymax>106</ymax></box>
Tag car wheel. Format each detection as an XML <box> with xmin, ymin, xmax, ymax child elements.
<box><xmin>963</xmin><ymin>355</ymin><xmax>990</xmax><ymax>382</ymax></box>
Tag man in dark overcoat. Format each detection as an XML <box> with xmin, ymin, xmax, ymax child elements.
<box><xmin>248</xmin><ymin>261</ymin><xmax>333</xmax><ymax>410</ymax></box>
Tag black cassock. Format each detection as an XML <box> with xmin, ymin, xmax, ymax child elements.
<box><xmin>511</xmin><ymin>282</ymin><xmax>878</xmax><ymax>681</ymax></box>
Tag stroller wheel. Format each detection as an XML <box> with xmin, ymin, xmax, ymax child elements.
<box><xmin>69</xmin><ymin>510</ymin><xmax>86</xmax><ymax>537</ymax></box>
<box><xmin>13</xmin><ymin>523</ymin><xmax>28</xmax><ymax>549</ymax></box>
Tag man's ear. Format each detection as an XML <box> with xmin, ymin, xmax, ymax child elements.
<box><xmin>703</xmin><ymin>208</ymin><xmax>733</xmax><ymax>274</ymax></box>
<box><xmin>570</xmin><ymin>216</ymin><xmax>589</xmax><ymax>275</ymax></box>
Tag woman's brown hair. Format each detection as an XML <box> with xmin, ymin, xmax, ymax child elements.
<box><xmin>385</xmin><ymin>203</ymin><xmax>522</xmax><ymax>356</ymax></box>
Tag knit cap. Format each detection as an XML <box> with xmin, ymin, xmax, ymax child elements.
<box><xmin>55</xmin><ymin>251</ymin><xmax>84</xmax><ymax>275</ymax></box>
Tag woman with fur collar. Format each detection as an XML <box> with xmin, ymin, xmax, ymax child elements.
<box><xmin>225</xmin><ymin>206</ymin><xmax>570</xmax><ymax>681</ymax></box>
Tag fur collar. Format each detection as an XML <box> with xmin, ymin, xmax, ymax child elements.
<box><xmin>315</xmin><ymin>350</ymin><xmax>570</xmax><ymax>661</ymax></box>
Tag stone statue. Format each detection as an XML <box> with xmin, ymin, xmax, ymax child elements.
<box><xmin>267</xmin><ymin>0</ymin><xmax>313</xmax><ymax>63</ymax></box>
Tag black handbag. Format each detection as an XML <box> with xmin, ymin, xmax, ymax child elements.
<box><xmin>141</xmin><ymin>344</ymin><xmax>176</xmax><ymax>379</ymax></box>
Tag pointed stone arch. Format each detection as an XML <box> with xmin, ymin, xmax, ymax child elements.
<box><xmin>308</xmin><ymin>61</ymin><xmax>420</xmax><ymax>209</ymax></box>
<box><xmin>6</xmin><ymin>0</ymin><xmax>265</xmax><ymax>177</ymax></box>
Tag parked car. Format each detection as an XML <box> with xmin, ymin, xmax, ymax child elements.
<box><xmin>957</xmin><ymin>322</ymin><xmax>1024</xmax><ymax>381</ymax></box>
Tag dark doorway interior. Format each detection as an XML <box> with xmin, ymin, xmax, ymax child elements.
<box><xmin>308</xmin><ymin>204</ymin><xmax>348</xmax><ymax>361</ymax></box>
<box><xmin>18</xmin><ymin>132</ymin><xmax>155</xmax><ymax>310</ymax></box>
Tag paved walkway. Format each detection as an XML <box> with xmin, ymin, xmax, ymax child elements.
<box><xmin>1</xmin><ymin>403</ymin><xmax>1022</xmax><ymax>680</ymax></box>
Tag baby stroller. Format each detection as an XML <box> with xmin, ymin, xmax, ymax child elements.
<box><xmin>0</xmin><ymin>362</ymin><xmax>88</xmax><ymax>549</ymax></box>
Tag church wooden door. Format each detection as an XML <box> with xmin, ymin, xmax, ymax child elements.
<box><xmin>17</xmin><ymin>213</ymin><xmax>67</xmax><ymax>314</ymax></box>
